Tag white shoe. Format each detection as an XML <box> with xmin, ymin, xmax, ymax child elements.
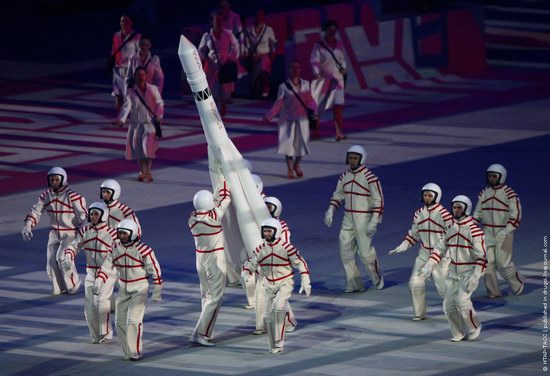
<box><xmin>451</xmin><ymin>334</ymin><xmax>466</xmax><ymax>342</ymax></box>
<box><xmin>189</xmin><ymin>334</ymin><xmax>215</xmax><ymax>347</ymax></box>
<box><xmin>376</xmin><ymin>278</ymin><xmax>384</xmax><ymax>290</ymax></box>
<box><xmin>244</xmin><ymin>304</ymin><xmax>255</xmax><ymax>309</ymax></box>
<box><xmin>253</xmin><ymin>329</ymin><xmax>266</xmax><ymax>335</ymax></box>
<box><xmin>468</xmin><ymin>324</ymin><xmax>482</xmax><ymax>341</ymax></box>
<box><xmin>98</xmin><ymin>336</ymin><xmax>112</xmax><ymax>344</ymax></box>
<box><xmin>285</xmin><ymin>325</ymin><xmax>297</xmax><ymax>333</ymax></box>
<box><xmin>412</xmin><ymin>315</ymin><xmax>427</xmax><ymax>321</ymax></box>
<box><xmin>513</xmin><ymin>282</ymin><xmax>524</xmax><ymax>296</ymax></box>
<box><xmin>121</xmin><ymin>356</ymin><xmax>130</xmax><ymax>361</ymax></box>
<box><xmin>269</xmin><ymin>347</ymin><xmax>284</xmax><ymax>354</ymax></box>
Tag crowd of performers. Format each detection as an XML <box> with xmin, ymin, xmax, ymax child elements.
<box><xmin>21</xmin><ymin>146</ymin><xmax>523</xmax><ymax>359</ymax></box>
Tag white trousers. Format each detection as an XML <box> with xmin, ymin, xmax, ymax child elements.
<box><xmin>255</xmin><ymin>275</ymin><xmax>297</xmax><ymax>331</ymax></box>
<box><xmin>193</xmin><ymin>252</ymin><xmax>226</xmax><ymax>338</ymax></box>
<box><xmin>116</xmin><ymin>282</ymin><xmax>148</xmax><ymax>359</ymax></box>
<box><xmin>409</xmin><ymin>249</ymin><xmax>449</xmax><ymax>318</ymax></box>
<box><xmin>443</xmin><ymin>276</ymin><xmax>481</xmax><ymax>340</ymax></box>
<box><xmin>263</xmin><ymin>281</ymin><xmax>294</xmax><ymax>351</ymax></box>
<box><xmin>483</xmin><ymin>233</ymin><xmax>524</xmax><ymax>296</ymax></box>
<box><xmin>84</xmin><ymin>270</ymin><xmax>116</xmax><ymax>342</ymax></box>
<box><xmin>47</xmin><ymin>231</ymin><xmax>80</xmax><ymax>295</ymax></box>
<box><xmin>339</xmin><ymin>213</ymin><xmax>383</xmax><ymax>291</ymax></box>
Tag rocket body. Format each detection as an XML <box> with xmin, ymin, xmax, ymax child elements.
<box><xmin>178</xmin><ymin>35</ymin><xmax>270</xmax><ymax>255</ymax></box>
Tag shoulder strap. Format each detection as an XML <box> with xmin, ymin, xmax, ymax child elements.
<box><xmin>133</xmin><ymin>86</ymin><xmax>156</xmax><ymax>118</ymax></box>
<box><xmin>284</xmin><ymin>81</ymin><xmax>312</xmax><ymax>112</ymax></box>
<box><xmin>316</xmin><ymin>41</ymin><xmax>343</xmax><ymax>70</ymax></box>
<box><xmin>112</xmin><ymin>31</ymin><xmax>137</xmax><ymax>58</ymax></box>
<box><xmin>208</xmin><ymin>33</ymin><xmax>221</xmax><ymax>63</ymax></box>
<box><xmin>250</xmin><ymin>24</ymin><xmax>268</xmax><ymax>54</ymax></box>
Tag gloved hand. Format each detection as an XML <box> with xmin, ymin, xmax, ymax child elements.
<box><xmin>389</xmin><ymin>241</ymin><xmax>408</xmax><ymax>255</ymax></box>
<box><xmin>151</xmin><ymin>284</ymin><xmax>162</xmax><ymax>302</ymax></box>
<box><xmin>495</xmin><ymin>230</ymin><xmax>509</xmax><ymax>244</ymax></box>
<box><xmin>61</xmin><ymin>255</ymin><xmax>73</xmax><ymax>272</ymax></box>
<box><xmin>299</xmin><ymin>285</ymin><xmax>311</xmax><ymax>297</ymax></box>
<box><xmin>463</xmin><ymin>271</ymin><xmax>482</xmax><ymax>293</ymax></box>
<box><xmin>366</xmin><ymin>220</ymin><xmax>377</xmax><ymax>237</ymax></box>
<box><xmin>240</xmin><ymin>272</ymin><xmax>250</xmax><ymax>287</ymax></box>
<box><xmin>93</xmin><ymin>279</ymin><xmax>102</xmax><ymax>296</ymax></box>
<box><xmin>324</xmin><ymin>207</ymin><xmax>335</xmax><ymax>228</ymax></box>
<box><xmin>22</xmin><ymin>224</ymin><xmax>33</xmax><ymax>242</ymax></box>
<box><xmin>418</xmin><ymin>260</ymin><xmax>435</xmax><ymax>281</ymax></box>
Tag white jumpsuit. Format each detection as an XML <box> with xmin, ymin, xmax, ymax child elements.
<box><xmin>106</xmin><ymin>199</ymin><xmax>142</xmax><ymax>238</ymax></box>
<box><xmin>473</xmin><ymin>184</ymin><xmax>523</xmax><ymax>297</ymax></box>
<box><xmin>111</xmin><ymin>30</ymin><xmax>141</xmax><ymax>97</ymax></box>
<box><xmin>243</xmin><ymin>238</ymin><xmax>310</xmax><ymax>352</ymax></box>
<box><xmin>254</xmin><ymin>218</ymin><xmax>298</xmax><ymax>333</ymax></box>
<box><xmin>188</xmin><ymin>182</ymin><xmax>231</xmax><ymax>341</ymax></box>
<box><xmin>97</xmin><ymin>239</ymin><xmax>162</xmax><ymax>360</ymax></box>
<box><xmin>24</xmin><ymin>185</ymin><xmax>87</xmax><ymax>294</ymax></box>
<box><xmin>430</xmin><ymin>216</ymin><xmax>487</xmax><ymax>340</ymax></box>
<box><xmin>398</xmin><ymin>203</ymin><xmax>453</xmax><ymax>319</ymax></box>
<box><xmin>329</xmin><ymin>165</ymin><xmax>384</xmax><ymax>292</ymax></box>
<box><xmin>64</xmin><ymin>223</ymin><xmax>117</xmax><ymax>342</ymax></box>
<box><xmin>310</xmin><ymin>39</ymin><xmax>346</xmax><ymax>111</ymax></box>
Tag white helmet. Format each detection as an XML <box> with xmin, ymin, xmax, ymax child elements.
<box><xmin>264</xmin><ymin>196</ymin><xmax>282</xmax><ymax>217</ymax></box>
<box><xmin>251</xmin><ymin>174</ymin><xmax>264</xmax><ymax>193</ymax></box>
<box><xmin>421</xmin><ymin>183</ymin><xmax>442</xmax><ymax>204</ymax></box>
<box><xmin>486</xmin><ymin>163</ymin><xmax>507</xmax><ymax>185</ymax></box>
<box><xmin>100</xmin><ymin>179</ymin><xmax>121</xmax><ymax>201</ymax></box>
<box><xmin>117</xmin><ymin>219</ymin><xmax>139</xmax><ymax>242</ymax></box>
<box><xmin>88</xmin><ymin>201</ymin><xmax>108</xmax><ymax>223</ymax></box>
<box><xmin>451</xmin><ymin>195</ymin><xmax>472</xmax><ymax>217</ymax></box>
<box><xmin>261</xmin><ymin>218</ymin><xmax>283</xmax><ymax>240</ymax></box>
<box><xmin>47</xmin><ymin>167</ymin><xmax>67</xmax><ymax>187</ymax></box>
<box><xmin>193</xmin><ymin>190</ymin><xmax>214</xmax><ymax>211</ymax></box>
<box><xmin>346</xmin><ymin>145</ymin><xmax>367</xmax><ymax>164</ymax></box>
<box><xmin>243</xmin><ymin>159</ymin><xmax>254</xmax><ymax>172</ymax></box>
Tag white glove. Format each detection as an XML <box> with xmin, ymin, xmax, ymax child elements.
<box><xmin>495</xmin><ymin>230</ymin><xmax>509</xmax><ymax>244</ymax></box>
<box><xmin>61</xmin><ymin>256</ymin><xmax>73</xmax><ymax>272</ymax></box>
<box><xmin>366</xmin><ymin>220</ymin><xmax>377</xmax><ymax>237</ymax></box>
<box><xmin>418</xmin><ymin>261</ymin><xmax>435</xmax><ymax>281</ymax></box>
<box><xmin>463</xmin><ymin>271</ymin><xmax>482</xmax><ymax>293</ymax></box>
<box><xmin>389</xmin><ymin>241</ymin><xmax>408</xmax><ymax>255</ymax></box>
<box><xmin>151</xmin><ymin>284</ymin><xmax>163</xmax><ymax>302</ymax></box>
<box><xmin>22</xmin><ymin>224</ymin><xmax>33</xmax><ymax>242</ymax></box>
<box><xmin>93</xmin><ymin>279</ymin><xmax>102</xmax><ymax>295</ymax></box>
<box><xmin>299</xmin><ymin>285</ymin><xmax>311</xmax><ymax>297</ymax></box>
<box><xmin>240</xmin><ymin>272</ymin><xmax>250</xmax><ymax>287</ymax></box>
<box><xmin>324</xmin><ymin>207</ymin><xmax>334</xmax><ymax>228</ymax></box>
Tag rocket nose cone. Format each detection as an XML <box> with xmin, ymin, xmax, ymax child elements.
<box><xmin>178</xmin><ymin>34</ymin><xmax>202</xmax><ymax>75</ymax></box>
<box><xmin>178</xmin><ymin>35</ymin><xmax>196</xmax><ymax>56</ymax></box>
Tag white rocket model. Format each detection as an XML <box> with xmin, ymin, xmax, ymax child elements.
<box><xmin>178</xmin><ymin>34</ymin><xmax>270</xmax><ymax>255</ymax></box>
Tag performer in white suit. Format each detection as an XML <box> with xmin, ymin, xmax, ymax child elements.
<box><xmin>188</xmin><ymin>172</ymin><xmax>231</xmax><ymax>347</ymax></box>
<box><xmin>324</xmin><ymin>145</ymin><xmax>384</xmax><ymax>292</ymax></box>
<box><xmin>100</xmin><ymin>179</ymin><xmax>142</xmax><ymax>237</ymax></box>
<box><xmin>310</xmin><ymin>19</ymin><xmax>347</xmax><ymax>141</ymax></box>
<box><xmin>473</xmin><ymin>164</ymin><xmax>524</xmax><ymax>298</ymax></box>
<box><xmin>95</xmin><ymin>219</ymin><xmax>162</xmax><ymax>361</ymax></box>
<box><xmin>420</xmin><ymin>195</ymin><xmax>487</xmax><ymax>342</ymax></box>
<box><xmin>22</xmin><ymin>167</ymin><xmax>87</xmax><ymax>295</ymax></box>
<box><xmin>114</xmin><ymin>66</ymin><xmax>164</xmax><ymax>183</ymax></box>
<box><xmin>241</xmin><ymin>218</ymin><xmax>311</xmax><ymax>354</ymax></box>
<box><xmin>389</xmin><ymin>183</ymin><xmax>453</xmax><ymax>320</ymax></box>
<box><xmin>264</xmin><ymin>60</ymin><xmax>318</xmax><ymax>179</ymax></box>
<box><xmin>62</xmin><ymin>202</ymin><xmax>117</xmax><ymax>343</ymax></box>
